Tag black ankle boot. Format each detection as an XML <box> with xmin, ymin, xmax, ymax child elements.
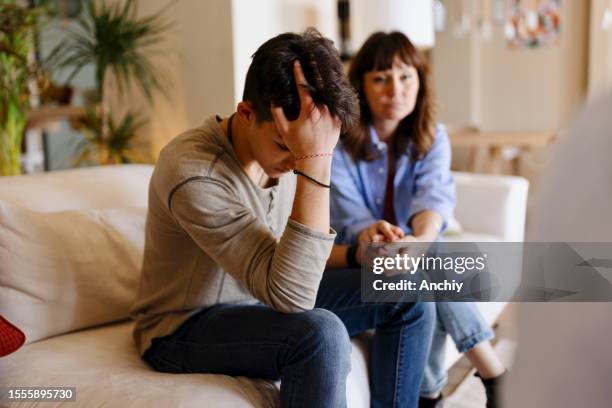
<box><xmin>476</xmin><ymin>371</ymin><xmax>507</xmax><ymax>408</ymax></box>
<box><xmin>418</xmin><ymin>394</ymin><xmax>444</xmax><ymax>408</ymax></box>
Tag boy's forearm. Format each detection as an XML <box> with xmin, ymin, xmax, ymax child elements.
<box><xmin>291</xmin><ymin>157</ymin><xmax>332</xmax><ymax>234</ymax></box>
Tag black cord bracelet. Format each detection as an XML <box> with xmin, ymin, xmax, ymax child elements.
<box><xmin>293</xmin><ymin>170</ymin><xmax>331</xmax><ymax>189</ymax></box>
<box><xmin>346</xmin><ymin>243</ymin><xmax>360</xmax><ymax>268</ymax></box>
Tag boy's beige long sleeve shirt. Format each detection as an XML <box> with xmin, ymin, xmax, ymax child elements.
<box><xmin>130</xmin><ymin>116</ymin><xmax>336</xmax><ymax>355</ymax></box>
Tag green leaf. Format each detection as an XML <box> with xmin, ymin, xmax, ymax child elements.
<box><xmin>49</xmin><ymin>0</ymin><xmax>172</xmax><ymax>104</ymax></box>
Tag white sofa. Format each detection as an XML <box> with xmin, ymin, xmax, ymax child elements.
<box><xmin>0</xmin><ymin>165</ymin><xmax>528</xmax><ymax>407</ymax></box>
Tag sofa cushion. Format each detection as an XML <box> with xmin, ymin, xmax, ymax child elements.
<box><xmin>0</xmin><ymin>202</ymin><xmax>145</xmax><ymax>343</ymax></box>
<box><xmin>0</xmin><ymin>321</ymin><xmax>370</xmax><ymax>408</ymax></box>
<box><xmin>0</xmin><ymin>165</ymin><xmax>153</xmax><ymax>212</ymax></box>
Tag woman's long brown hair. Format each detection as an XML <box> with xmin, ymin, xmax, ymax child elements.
<box><xmin>344</xmin><ymin>31</ymin><xmax>437</xmax><ymax>161</ymax></box>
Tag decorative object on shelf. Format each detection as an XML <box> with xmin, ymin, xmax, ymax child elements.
<box><xmin>0</xmin><ymin>0</ymin><xmax>50</xmax><ymax>176</ymax></box>
<box><xmin>46</xmin><ymin>0</ymin><xmax>170</xmax><ymax>165</ymax></box>
<box><xmin>435</xmin><ymin>0</ymin><xmax>563</xmax><ymax>45</ymax></box>
<box><xmin>443</xmin><ymin>0</ymin><xmax>495</xmax><ymax>40</ymax></box>
<box><xmin>37</xmin><ymin>74</ymin><xmax>73</xmax><ymax>105</ymax></box>
<box><xmin>504</xmin><ymin>0</ymin><xmax>562</xmax><ymax>49</ymax></box>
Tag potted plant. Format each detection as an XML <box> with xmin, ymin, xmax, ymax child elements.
<box><xmin>47</xmin><ymin>0</ymin><xmax>170</xmax><ymax>165</ymax></box>
<box><xmin>0</xmin><ymin>1</ymin><xmax>49</xmax><ymax>176</ymax></box>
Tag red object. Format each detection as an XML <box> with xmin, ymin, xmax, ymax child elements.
<box><xmin>0</xmin><ymin>315</ymin><xmax>26</xmax><ymax>357</ymax></box>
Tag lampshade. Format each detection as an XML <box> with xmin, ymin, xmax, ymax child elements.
<box><xmin>350</xmin><ymin>0</ymin><xmax>435</xmax><ymax>51</ymax></box>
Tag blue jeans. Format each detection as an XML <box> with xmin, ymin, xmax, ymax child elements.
<box><xmin>420</xmin><ymin>302</ymin><xmax>495</xmax><ymax>396</ymax></box>
<box><xmin>143</xmin><ymin>268</ymin><xmax>435</xmax><ymax>408</ymax></box>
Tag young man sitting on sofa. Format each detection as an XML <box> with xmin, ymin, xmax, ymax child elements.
<box><xmin>130</xmin><ymin>29</ymin><xmax>434</xmax><ymax>408</ymax></box>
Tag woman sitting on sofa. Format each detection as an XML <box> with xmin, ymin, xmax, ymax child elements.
<box><xmin>329</xmin><ymin>31</ymin><xmax>506</xmax><ymax>408</ymax></box>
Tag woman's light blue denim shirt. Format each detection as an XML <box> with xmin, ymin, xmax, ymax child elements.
<box><xmin>330</xmin><ymin>124</ymin><xmax>456</xmax><ymax>245</ymax></box>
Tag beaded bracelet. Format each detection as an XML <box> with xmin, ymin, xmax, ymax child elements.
<box><xmin>294</xmin><ymin>153</ymin><xmax>333</xmax><ymax>161</ymax></box>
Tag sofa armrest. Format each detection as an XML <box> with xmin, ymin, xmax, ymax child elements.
<box><xmin>453</xmin><ymin>171</ymin><xmax>529</xmax><ymax>241</ymax></box>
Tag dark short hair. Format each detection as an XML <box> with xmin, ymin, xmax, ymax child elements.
<box><xmin>345</xmin><ymin>31</ymin><xmax>437</xmax><ymax>161</ymax></box>
<box><xmin>242</xmin><ymin>28</ymin><xmax>358</xmax><ymax>132</ymax></box>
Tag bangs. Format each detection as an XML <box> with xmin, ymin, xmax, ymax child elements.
<box><xmin>365</xmin><ymin>32</ymin><xmax>419</xmax><ymax>72</ymax></box>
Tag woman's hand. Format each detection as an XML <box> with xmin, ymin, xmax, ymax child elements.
<box><xmin>271</xmin><ymin>60</ymin><xmax>342</xmax><ymax>157</ymax></box>
<box><xmin>358</xmin><ymin>220</ymin><xmax>405</xmax><ymax>245</ymax></box>
<box><xmin>392</xmin><ymin>234</ymin><xmax>421</xmax><ymax>243</ymax></box>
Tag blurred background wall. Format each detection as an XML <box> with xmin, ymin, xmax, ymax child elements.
<box><xmin>37</xmin><ymin>0</ymin><xmax>612</xmax><ymax>174</ymax></box>
<box><xmin>432</xmin><ymin>0</ymin><xmax>590</xmax><ymax>133</ymax></box>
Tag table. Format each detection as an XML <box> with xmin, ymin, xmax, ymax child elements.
<box><xmin>448</xmin><ymin>128</ymin><xmax>557</xmax><ymax>174</ymax></box>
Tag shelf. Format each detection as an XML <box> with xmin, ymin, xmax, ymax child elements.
<box><xmin>449</xmin><ymin>128</ymin><xmax>557</xmax><ymax>174</ymax></box>
<box><xmin>27</xmin><ymin>106</ymin><xmax>87</xmax><ymax>132</ymax></box>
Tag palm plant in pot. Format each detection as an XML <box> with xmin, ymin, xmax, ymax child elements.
<box><xmin>0</xmin><ymin>1</ymin><xmax>49</xmax><ymax>176</ymax></box>
<box><xmin>47</xmin><ymin>0</ymin><xmax>170</xmax><ymax>165</ymax></box>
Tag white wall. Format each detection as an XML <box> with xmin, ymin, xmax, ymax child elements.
<box><xmin>135</xmin><ymin>0</ymin><xmax>236</xmax><ymax>156</ymax></box>
<box><xmin>432</xmin><ymin>0</ymin><xmax>589</xmax><ymax>132</ymax></box>
<box><xmin>478</xmin><ymin>0</ymin><xmax>589</xmax><ymax>132</ymax></box>
<box><xmin>350</xmin><ymin>0</ymin><xmax>434</xmax><ymax>52</ymax></box>
<box><xmin>431</xmin><ymin>28</ymin><xmax>481</xmax><ymax>126</ymax></box>
<box><xmin>231</xmin><ymin>0</ymin><xmax>338</xmax><ymax>105</ymax></box>
<box><xmin>122</xmin><ymin>0</ymin><xmax>338</xmax><ymax>157</ymax></box>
